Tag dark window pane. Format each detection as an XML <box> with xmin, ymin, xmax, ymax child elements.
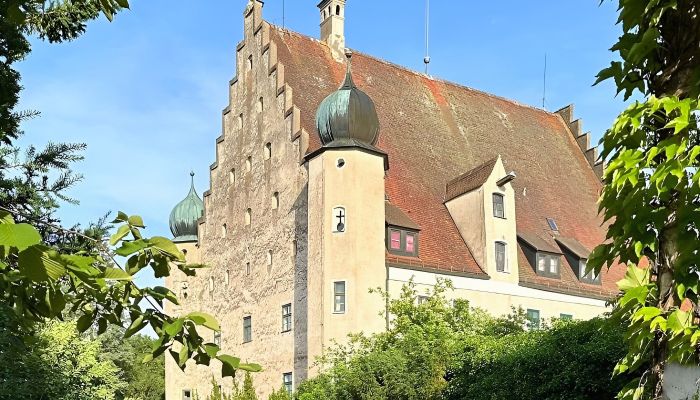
<box><xmin>495</xmin><ymin>242</ymin><xmax>506</xmax><ymax>272</ymax></box>
<box><xmin>493</xmin><ymin>194</ymin><xmax>505</xmax><ymax>218</ymax></box>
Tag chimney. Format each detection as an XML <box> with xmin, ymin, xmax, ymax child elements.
<box><xmin>318</xmin><ymin>0</ymin><xmax>346</xmax><ymax>61</ymax></box>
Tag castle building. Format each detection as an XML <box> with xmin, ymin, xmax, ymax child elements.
<box><xmin>164</xmin><ymin>1</ymin><xmax>623</xmax><ymax>398</ymax></box>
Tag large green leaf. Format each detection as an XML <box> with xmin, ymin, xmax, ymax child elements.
<box><xmin>217</xmin><ymin>355</ymin><xmax>241</xmax><ymax>378</ymax></box>
<box><xmin>109</xmin><ymin>224</ymin><xmax>130</xmax><ymax>245</ymax></box>
<box><xmin>186</xmin><ymin>312</ymin><xmax>220</xmax><ymax>331</ymax></box>
<box><xmin>115</xmin><ymin>239</ymin><xmax>149</xmax><ymax>256</ymax></box>
<box><xmin>149</xmin><ymin>236</ymin><xmax>185</xmax><ymax>262</ymax></box>
<box><xmin>102</xmin><ymin>267</ymin><xmax>132</xmax><ymax>281</ymax></box>
<box><xmin>0</xmin><ymin>223</ymin><xmax>41</xmax><ymax>251</ymax></box>
<box><xmin>17</xmin><ymin>245</ymin><xmax>67</xmax><ymax>282</ymax></box>
<box><xmin>617</xmin><ymin>265</ymin><xmax>650</xmax><ymax>291</ymax></box>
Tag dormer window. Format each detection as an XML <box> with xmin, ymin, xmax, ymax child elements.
<box><xmin>536</xmin><ymin>252</ymin><xmax>561</xmax><ymax>277</ymax></box>
<box><xmin>579</xmin><ymin>259</ymin><xmax>600</xmax><ymax>284</ymax></box>
<box><xmin>554</xmin><ymin>236</ymin><xmax>600</xmax><ymax>285</ymax></box>
<box><xmin>492</xmin><ymin>193</ymin><xmax>505</xmax><ymax>218</ymax></box>
<box><xmin>387</xmin><ymin>227</ymin><xmax>419</xmax><ymax>257</ymax></box>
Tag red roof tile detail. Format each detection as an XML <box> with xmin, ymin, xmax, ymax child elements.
<box><xmin>269</xmin><ymin>26</ymin><xmax>624</xmax><ymax>297</ymax></box>
<box><xmin>445</xmin><ymin>157</ymin><xmax>498</xmax><ymax>202</ymax></box>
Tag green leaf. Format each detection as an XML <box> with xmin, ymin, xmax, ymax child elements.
<box><xmin>18</xmin><ymin>245</ymin><xmax>67</xmax><ymax>282</ymax></box>
<box><xmin>238</xmin><ymin>363</ymin><xmax>263</xmax><ymax>372</ymax></box>
<box><xmin>125</xmin><ymin>314</ymin><xmax>146</xmax><ymax>338</ymax></box>
<box><xmin>186</xmin><ymin>312</ymin><xmax>220</xmax><ymax>331</ymax></box>
<box><xmin>76</xmin><ymin>313</ymin><xmax>93</xmax><ymax>333</ymax></box>
<box><xmin>204</xmin><ymin>343</ymin><xmax>220</xmax><ymax>357</ymax></box>
<box><xmin>102</xmin><ymin>267</ymin><xmax>132</xmax><ymax>281</ymax></box>
<box><xmin>163</xmin><ymin>318</ymin><xmax>185</xmax><ymax>336</ymax></box>
<box><xmin>218</xmin><ymin>355</ymin><xmax>241</xmax><ymax>378</ymax></box>
<box><xmin>128</xmin><ymin>215</ymin><xmax>145</xmax><ymax>227</ymax></box>
<box><xmin>617</xmin><ymin>265</ymin><xmax>650</xmax><ymax>291</ymax></box>
<box><xmin>149</xmin><ymin>236</ymin><xmax>185</xmax><ymax>262</ymax></box>
<box><xmin>632</xmin><ymin>306</ymin><xmax>661</xmax><ymax>322</ymax></box>
<box><xmin>109</xmin><ymin>224</ymin><xmax>130</xmax><ymax>245</ymax></box>
<box><xmin>0</xmin><ymin>211</ymin><xmax>14</xmax><ymax>224</ymax></box>
<box><xmin>667</xmin><ymin>310</ymin><xmax>691</xmax><ymax>335</ymax></box>
<box><xmin>113</xmin><ymin>211</ymin><xmax>129</xmax><ymax>223</ymax></box>
<box><xmin>0</xmin><ymin>223</ymin><xmax>41</xmax><ymax>251</ymax></box>
<box><xmin>115</xmin><ymin>239</ymin><xmax>149</xmax><ymax>256</ymax></box>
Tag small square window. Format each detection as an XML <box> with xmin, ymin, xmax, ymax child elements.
<box><xmin>282</xmin><ymin>304</ymin><xmax>292</xmax><ymax>332</ymax></box>
<box><xmin>183</xmin><ymin>390</ymin><xmax>192</xmax><ymax>400</ymax></box>
<box><xmin>560</xmin><ymin>313</ymin><xmax>573</xmax><ymax>321</ymax></box>
<box><xmin>526</xmin><ymin>309</ymin><xmax>540</xmax><ymax>330</ymax></box>
<box><xmin>333</xmin><ymin>281</ymin><xmax>346</xmax><ymax>313</ymax></box>
<box><xmin>243</xmin><ymin>316</ymin><xmax>252</xmax><ymax>343</ymax></box>
<box><xmin>390</xmin><ymin>230</ymin><xmax>401</xmax><ymax>250</ymax></box>
<box><xmin>416</xmin><ymin>295</ymin><xmax>429</xmax><ymax>305</ymax></box>
<box><xmin>283</xmin><ymin>372</ymin><xmax>293</xmax><ymax>394</ymax></box>
<box><xmin>493</xmin><ymin>193</ymin><xmax>505</xmax><ymax>218</ymax></box>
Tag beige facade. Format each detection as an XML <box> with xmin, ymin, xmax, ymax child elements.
<box><xmin>163</xmin><ymin>1</ymin><xmax>613</xmax><ymax>399</ymax></box>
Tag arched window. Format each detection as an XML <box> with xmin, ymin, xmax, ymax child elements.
<box><xmin>264</xmin><ymin>142</ymin><xmax>272</xmax><ymax>160</ymax></box>
<box><xmin>271</xmin><ymin>192</ymin><xmax>279</xmax><ymax>209</ymax></box>
<box><xmin>225</xmin><ymin>270</ymin><xmax>230</xmax><ymax>286</ymax></box>
<box><xmin>267</xmin><ymin>250</ymin><xmax>273</xmax><ymax>266</ymax></box>
<box><xmin>222</xmin><ymin>223</ymin><xmax>227</xmax><ymax>238</ymax></box>
<box><xmin>237</xmin><ymin>113</ymin><xmax>243</xmax><ymax>129</ymax></box>
<box><xmin>208</xmin><ymin>277</ymin><xmax>214</xmax><ymax>292</ymax></box>
<box><xmin>247</xmin><ymin>55</ymin><xmax>253</xmax><ymax>71</ymax></box>
<box><xmin>336</xmin><ymin>5</ymin><xmax>340</xmax><ymax>15</ymax></box>
<box><xmin>246</xmin><ymin>156</ymin><xmax>252</xmax><ymax>172</ymax></box>
<box><xmin>229</xmin><ymin>168</ymin><xmax>236</xmax><ymax>185</ymax></box>
<box><xmin>245</xmin><ymin>208</ymin><xmax>252</xmax><ymax>225</ymax></box>
<box><xmin>332</xmin><ymin>206</ymin><xmax>346</xmax><ymax>233</ymax></box>
<box><xmin>257</xmin><ymin>97</ymin><xmax>264</xmax><ymax>113</ymax></box>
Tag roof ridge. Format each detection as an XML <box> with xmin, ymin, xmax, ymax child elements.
<box><xmin>268</xmin><ymin>23</ymin><xmax>559</xmax><ymax>118</ymax></box>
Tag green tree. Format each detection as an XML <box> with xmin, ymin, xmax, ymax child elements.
<box><xmin>445</xmin><ymin>318</ymin><xmax>629</xmax><ymax>400</ymax></box>
<box><xmin>590</xmin><ymin>1</ymin><xmax>700</xmax><ymax>398</ymax></box>
<box><xmin>99</xmin><ymin>327</ymin><xmax>165</xmax><ymax>400</ymax></box>
<box><xmin>0</xmin><ymin>305</ymin><xmax>127</xmax><ymax>400</ymax></box>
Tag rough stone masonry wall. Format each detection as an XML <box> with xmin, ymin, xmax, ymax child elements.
<box><xmin>164</xmin><ymin>2</ymin><xmax>311</xmax><ymax>398</ymax></box>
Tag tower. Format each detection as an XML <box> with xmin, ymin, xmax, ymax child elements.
<box><xmin>305</xmin><ymin>50</ymin><xmax>388</xmax><ymax>375</ymax></box>
<box><xmin>168</xmin><ymin>171</ymin><xmax>204</xmax><ymax>260</ymax></box>
<box><xmin>318</xmin><ymin>0</ymin><xmax>346</xmax><ymax>60</ymax></box>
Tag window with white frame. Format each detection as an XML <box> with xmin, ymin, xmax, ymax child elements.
<box><xmin>282</xmin><ymin>303</ymin><xmax>292</xmax><ymax>332</ymax></box>
<box><xmin>493</xmin><ymin>193</ymin><xmax>505</xmax><ymax>218</ymax></box>
<box><xmin>333</xmin><ymin>281</ymin><xmax>346</xmax><ymax>313</ymax></box>
<box><xmin>535</xmin><ymin>252</ymin><xmax>560</xmax><ymax>278</ymax></box>
<box><xmin>526</xmin><ymin>309</ymin><xmax>540</xmax><ymax>330</ymax></box>
<box><xmin>495</xmin><ymin>241</ymin><xmax>507</xmax><ymax>272</ymax></box>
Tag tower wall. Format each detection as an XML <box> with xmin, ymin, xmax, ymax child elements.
<box><xmin>306</xmin><ymin>149</ymin><xmax>387</xmax><ymax>376</ymax></box>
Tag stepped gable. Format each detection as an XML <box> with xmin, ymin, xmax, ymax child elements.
<box><xmin>269</xmin><ymin>25</ymin><xmax>623</xmax><ymax>297</ymax></box>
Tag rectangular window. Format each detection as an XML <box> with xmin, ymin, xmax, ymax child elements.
<box><xmin>536</xmin><ymin>253</ymin><xmax>560</xmax><ymax>277</ymax></box>
<box><xmin>243</xmin><ymin>316</ymin><xmax>252</xmax><ymax>343</ymax></box>
<box><xmin>333</xmin><ymin>281</ymin><xmax>346</xmax><ymax>313</ymax></box>
<box><xmin>390</xmin><ymin>230</ymin><xmax>401</xmax><ymax>250</ymax></box>
<box><xmin>579</xmin><ymin>259</ymin><xmax>600</xmax><ymax>283</ymax></box>
<box><xmin>560</xmin><ymin>313</ymin><xmax>573</xmax><ymax>320</ymax></box>
<box><xmin>495</xmin><ymin>242</ymin><xmax>507</xmax><ymax>272</ymax></box>
<box><xmin>416</xmin><ymin>295</ymin><xmax>429</xmax><ymax>305</ymax></box>
<box><xmin>282</xmin><ymin>303</ymin><xmax>292</xmax><ymax>332</ymax></box>
<box><xmin>493</xmin><ymin>193</ymin><xmax>505</xmax><ymax>218</ymax></box>
<box><xmin>183</xmin><ymin>390</ymin><xmax>192</xmax><ymax>400</ymax></box>
<box><xmin>213</xmin><ymin>331</ymin><xmax>221</xmax><ymax>347</ymax></box>
<box><xmin>283</xmin><ymin>372</ymin><xmax>293</xmax><ymax>394</ymax></box>
<box><xmin>526</xmin><ymin>309</ymin><xmax>540</xmax><ymax>330</ymax></box>
<box><xmin>405</xmin><ymin>233</ymin><xmax>415</xmax><ymax>253</ymax></box>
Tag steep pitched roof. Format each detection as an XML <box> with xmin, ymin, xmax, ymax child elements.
<box><xmin>445</xmin><ymin>157</ymin><xmax>498</xmax><ymax>202</ymax></box>
<box><xmin>269</xmin><ymin>26</ymin><xmax>623</xmax><ymax>297</ymax></box>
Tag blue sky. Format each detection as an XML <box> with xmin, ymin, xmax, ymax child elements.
<box><xmin>16</xmin><ymin>0</ymin><xmax>627</xmax><ymax>288</ymax></box>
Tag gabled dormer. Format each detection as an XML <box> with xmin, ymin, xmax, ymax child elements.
<box><xmin>385</xmin><ymin>201</ymin><xmax>420</xmax><ymax>257</ymax></box>
<box><xmin>444</xmin><ymin>156</ymin><xmax>518</xmax><ymax>283</ymax></box>
<box><xmin>556</xmin><ymin>236</ymin><xmax>600</xmax><ymax>285</ymax></box>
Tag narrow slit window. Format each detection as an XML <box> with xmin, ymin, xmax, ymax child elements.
<box><xmin>271</xmin><ymin>192</ymin><xmax>279</xmax><ymax>209</ymax></box>
<box><xmin>264</xmin><ymin>142</ymin><xmax>272</xmax><ymax>160</ymax></box>
<box><xmin>245</xmin><ymin>208</ymin><xmax>251</xmax><ymax>225</ymax></box>
<box><xmin>243</xmin><ymin>316</ymin><xmax>252</xmax><ymax>343</ymax></box>
<box><xmin>257</xmin><ymin>97</ymin><xmax>264</xmax><ymax>113</ymax></box>
<box><xmin>247</xmin><ymin>55</ymin><xmax>253</xmax><ymax>71</ymax></box>
<box><xmin>229</xmin><ymin>168</ymin><xmax>236</xmax><ymax>185</ymax></box>
<box><xmin>333</xmin><ymin>281</ymin><xmax>346</xmax><ymax>313</ymax></box>
<box><xmin>237</xmin><ymin>113</ymin><xmax>243</xmax><ymax>129</ymax></box>
<box><xmin>282</xmin><ymin>303</ymin><xmax>292</xmax><ymax>332</ymax></box>
<box><xmin>246</xmin><ymin>156</ymin><xmax>252</xmax><ymax>172</ymax></box>
<box><xmin>213</xmin><ymin>331</ymin><xmax>221</xmax><ymax>347</ymax></box>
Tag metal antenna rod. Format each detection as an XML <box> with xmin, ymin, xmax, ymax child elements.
<box><xmin>424</xmin><ymin>0</ymin><xmax>431</xmax><ymax>74</ymax></box>
<box><xmin>542</xmin><ymin>53</ymin><xmax>547</xmax><ymax>109</ymax></box>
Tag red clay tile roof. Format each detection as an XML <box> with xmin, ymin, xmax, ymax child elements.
<box><xmin>269</xmin><ymin>26</ymin><xmax>623</xmax><ymax>298</ymax></box>
<box><xmin>445</xmin><ymin>157</ymin><xmax>498</xmax><ymax>202</ymax></box>
<box><xmin>385</xmin><ymin>202</ymin><xmax>421</xmax><ymax>230</ymax></box>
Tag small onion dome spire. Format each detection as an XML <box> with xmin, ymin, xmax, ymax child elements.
<box><xmin>315</xmin><ymin>48</ymin><xmax>380</xmax><ymax>147</ymax></box>
<box><xmin>169</xmin><ymin>171</ymin><xmax>204</xmax><ymax>243</ymax></box>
